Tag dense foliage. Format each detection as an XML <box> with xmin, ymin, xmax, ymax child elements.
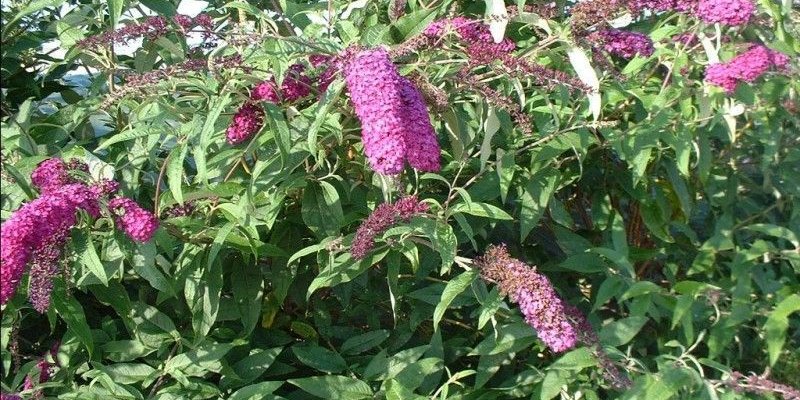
<box><xmin>1</xmin><ymin>0</ymin><xmax>799</xmax><ymax>398</ymax></box>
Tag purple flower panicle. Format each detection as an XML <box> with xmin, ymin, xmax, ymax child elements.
<box><xmin>108</xmin><ymin>197</ymin><xmax>159</xmax><ymax>242</ymax></box>
<box><xmin>597</xmin><ymin>29</ymin><xmax>655</xmax><ymax>58</ymax></box>
<box><xmin>398</xmin><ymin>77</ymin><xmax>441</xmax><ymax>171</ymax></box>
<box><xmin>31</xmin><ymin>158</ymin><xmax>70</xmax><ymax>193</ymax></box>
<box><xmin>343</xmin><ymin>48</ymin><xmax>441</xmax><ymax>175</ymax></box>
<box><xmin>705</xmin><ymin>45</ymin><xmax>790</xmax><ymax>93</ymax></box>
<box><xmin>251</xmin><ymin>63</ymin><xmax>313</xmax><ymax>103</ymax></box>
<box><xmin>474</xmin><ymin>244</ymin><xmax>578</xmax><ymax>353</ymax></box>
<box><xmin>0</xmin><ymin>184</ymin><xmax>100</xmax><ymax>308</ymax></box>
<box><xmin>423</xmin><ymin>17</ymin><xmax>515</xmax><ymax>63</ymax></box>
<box><xmin>226</xmin><ymin>103</ymin><xmax>265</xmax><ymax>144</ymax></box>
<box><xmin>696</xmin><ymin>0</ymin><xmax>754</xmax><ymax>26</ymax></box>
<box><xmin>351</xmin><ymin>196</ymin><xmax>428</xmax><ymax>259</ymax></box>
<box><xmin>251</xmin><ymin>80</ymin><xmax>280</xmax><ymax>102</ymax></box>
<box><xmin>78</xmin><ymin>16</ymin><xmax>169</xmax><ymax>48</ymax></box>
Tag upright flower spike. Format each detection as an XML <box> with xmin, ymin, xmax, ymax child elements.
<box><xmin>343</xmin><ymin>48</ymin><xmax>409</xmax><ymax>175</ymax></box>
<box><xmin>108</xmin><ymin>197</ymin><xmax>159</xmax><ymax>242</ymax></box>
<box><xmin>398</xmin><ymin>77</ymin><xmax>441</xmax><ymax>172</ymax></box>
<box><xmin>474</xmin><ymin>244</ymin><xmax>578</xmax><ymax>353</ymax></box>
<box><xmin>343</xmin><ymin>47</ymin><xmax>441</xmax><ymax>175</ymax></box>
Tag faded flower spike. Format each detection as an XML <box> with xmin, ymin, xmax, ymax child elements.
<box><xmin>474</xmin><ymin>244</ymin><xmax>578</xmax><ymax>352</ymax></box>
<box><xmin>351</xmin><ymin>196</ymin><xmax>428</xmax><ymax>260</ymax></box>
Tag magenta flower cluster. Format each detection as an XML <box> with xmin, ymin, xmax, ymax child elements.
<box><xmin>695</xmin><ymin>0</ymin><xmax>754</xmax><ymax>26</ymax></box>
<box><xmin>0</xmin><ymin>183</ymin><xmax>99</xmax><ymax>310</ymax></box>
<box><xmin>597</xmin><ymin>29</ymin><xmax>655</xmax><ymax>58</ymax></box>
<box><xmin>251</xmin><ymin>64</ymin><xmax>312</xmax><ymax>103</ymax></box>
<box><xmin>108</xmin><ymin>197</ymin><xmax>160</xmax><ymax>243</ymax></box>
<box><xmin>475</xmin><ymin>245</ymin><xmax>578</xmax><ymax>353</ymax></box>
<box><xmin>705</xmin><ymin>45</ymin><xmax>790</xmax><ymax>93</ymax></box>
<box><xmin>628</xmin><ymin>0</ymin><xmax>755</xmax><ymax>26</ymax></box>
<box><xmin>351</xmin><ymin>196</ymin><xmax>429</xmax><ymax>260</ymax></box>
<box><xmin>343</xmin><ymin>47</ymin><xmax>441</xmax><ymax>175</ymax></box>
<box><xmin>23</xmin><ymin>343</ymin><xmax>58</xmax><ymax>395</ymax></box>
<box><xmin>423</xmin><ymin>17</ymin><xmax>515</xmax><ymax>63</ymax></box>
<box><xmin>225</xmin><ymin>103</ymin><xmax>265</xmax><ymax>144</ymax></box>
<box><xmin>0</xmin><ymin>158</ymin><xmax>158</xmax><ymax>311</ymax></box>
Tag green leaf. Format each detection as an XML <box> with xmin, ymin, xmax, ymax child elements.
<box><xmin>393</xmin><ymin>7</ymin><xmax>436</xmax><ymax>39</ymax></box>
<box><xmin>165</xmin><ymin>341</ymin><xmax>234</xmax><ymax>377</ymax></box>
<box><xmin>599</xmin><ymin>316</ymin><xmax>648</xmax><ymax>346</ymax></box>
<box><xmin>764</xmin><ymin>294</ymin><xmax>800</xmax><ymax>365</ymax></box>
<box><xmin>593</xmin><ymin>275</ymin><xmax>625</xmax><ymax>310</ymax></box>
<box><xmin>520</xmin><ymin>169</ymin><xmax>558</xmax><ymax>240</ymax></box>
<box><xmin>412</xmin><ymin>218</ymin><xmax>457</xmax><ymax>273</ymax></box>
<box><xmin>620</xmin><ymin>281</ymin><xmax>662</xmax><ymax>301</ymax></box>
<box><xmin>307</xmin><ymin>81</ymin><xmax>344</xmax><ymax>157</ymax></box>
<box><xmin>265</xmin><ymin>103</ymin><xmax>290</xmax><ymax>163</ymax></box>
<box><xmin>139</xmin><ymin>0</ymin><xmax>175</xmax><ymax>16</ymax></box>
<box><xmin>470</xmin><ymin>323</ymin><xmax>536</xmax><ymax>356</ymax></box>
<box><xmin>451</xmin><ymin>202</ymin><xmax>513</xmax><ymax>220</ymax></box>
<box><xmin>167</xmin><ymin>142</ymin><xmax>187</xmax><ymax>205</ymax></box>
<box><xmin>744</xmin><ymin>224</ymin><xmax>799</xmax><ymax>249</ymax></box>
<box><xmin>539</xmin><ymin>369</ymin><xmax>569</xmax><ymax>400</ymax></box>
<box><xmin>611</xmin><ymin>213</ymin><xmax>629</xmax><ymax>256</ymax></box>
<box><xmin>307</xmin><ymin>250</ymin><xmax>389</xmax><ymax>299</ymax></box>
<box><xmin>292</xmin><ymin>344</ymin><xmax>347</xmax><ymax>373</ymax></box>
<box><xmin>6</xmin><ymin>0</ymin><xmax>65</xmax><ymax>28</ymax></box>
<box><xmin>302</xmin><ymin>181</ymin><xmax>344</xmax><ymax>238</ymax></box>
<box><xmin>96</xmin><ymin>127</ymin><xmax>159</xmax><ymax>150</ymax></box>
<box><xmin>385</xmin><ymin>378</ymin><xmax>427</xmax><ymax>400</ymax></box>
<box><xmin>108</xmin><ymin>0</ymin><xmax>124</xmax><ymax>28</ymax></box>
<box><xmin>548</xmin><ymin>347</ymin><xmax>597</xmax><ymax>370</ymax></box>
<box><xmin>232</xmin><ymin>347</ymin><xmax>283</xmax><ymax>383</ymax></box>
<box><xmin>341</xmin><ymin>330</ymin><xmax>390</xmax><ymax>355</ymax></box>
<box><xmin>231</xmin><ymin>264</ymin><xmax>264</xmax><ymax>335</ymax></box>
<box><xmin>131</xmin><ymin>241</ymin><xmax>174</xmax><ymax>296</ymax></box>
<box><xmin>433</xmin><ymin>270</ymin><xmax>478</xmax><ymax>331</ymax></box>
<box><xmin>229</xmin><ymin>382</ymin><xmax>283</xmax><ymax>400</ymax></box>
<box><xmin>480</xmin><ymin>107</ymin><xmax>500</xmax><ymax>172</ymax></box>
<box><xmin>52</xmin><ymin>289</ymin><xmax>93</xmax><ymax>356</ymax></box>
<box><xmin>102</xmin><ymin>362</ymin><xmax>156</xmax><ymax>385</ymax></box>
<box><xmin>288</xmin><ymin>376</ymin><xmax>373</xmax><ymax>400</ymax></box>
<box><xmin>567</xmin><ymin>46</ymin><xmax>600</xmax><ymax>120</ymax></box>
<box><xmin>208</xmin><ymin>222</ymin><xmax>235</xmax><ymax>269</ymax></box>
<box><xmin>191</xmin><ymin>256</ymin><xmax>224</xmax><ymax>341</ymax></box>
<box><xmin>74</xmin><ymin>230</ymin><xmax>108</xmax><ymax>285</ymax></box>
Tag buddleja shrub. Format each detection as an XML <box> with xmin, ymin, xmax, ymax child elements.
<box><xmin>1</xmin><ymin>0</ymin><xmax>799</xmax><ymax>398</ymax></box>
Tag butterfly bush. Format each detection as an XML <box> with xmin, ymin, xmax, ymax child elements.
<box><xmin>343</xmin><ymin>47</ymin><xmax>441</xmax><ymax>175</ymax></box>
<box><xmin>351</xmin><ymin>195</ymin><xmax>428</xmax><ymax>259</ymax></box>
<box><xmin>108</xmin><ymin>197</ymin><xmax>160</xmax><ymax>243</ymax></box>
<box><xmin>696</xmin><ymin>0</ymin><xmax>755</xmax><ymax>26</ymax></box>
<box><xmin>3</xmin><ymin>0</ymin><xmax>800</xmax><ymax>397</ymax></box>
<box><xmin>597</xmin><ymin>29</ymin><xmax>655</xmax><ymax>58</ymax></box>
<box><xmin>0</xmin><ymin>158</ymin><xmax>156</xmax><ymax>311</ymax></box>
<box><xmin>475</xmin><ymin>245</ymin><xmax>578</xmax><ymax>353</ymax></box>
<box><xmin>705</xmin><ymin>45</ymin><xmax>790</xmax><ymax>92</ymax></box>
<box><xmin>225</xmin><ymin>102</ymin><xmax>265</xmax><ymax>144</ymax></box>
